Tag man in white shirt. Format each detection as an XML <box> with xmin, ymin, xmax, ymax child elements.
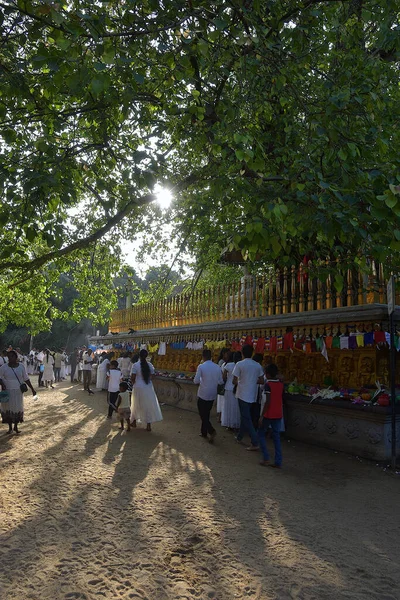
<box><xmin>232</xmin><ymin>344</ymin><xmax>264</xmax><ymax>450</ymax></box>
<box><xmin>194</xmin><ymin>349</ymin><xmax>223</xmax><ymax>443</ymax></box>
<box><xmin>82</xmin><ymin>348</ymin><xmax>94</xmax><ymax>395</ymax></box>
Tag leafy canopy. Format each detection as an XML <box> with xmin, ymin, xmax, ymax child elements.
<box><xmin>1</xmin><ymin>1</ymin><xmax>400</xmax><ymax>330</ymax></box>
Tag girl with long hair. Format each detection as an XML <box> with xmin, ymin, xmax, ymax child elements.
<box><xmin>130</xmin><ymin>349</ymin><xmax>162</xmax><ymax>431</ymax></box>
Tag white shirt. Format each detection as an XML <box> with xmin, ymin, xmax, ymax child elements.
<box><xmin>0</xmin><ymin>356</ymin><xmax>8</xmax><ymax>366</ymax></box>
<box><xmin>130</xmin><ymin>360</ymin><xmax>155</xmax><ymax>388</ymax></box>
<box><xmin>82</xmin><ymin>352</ymin><xmax>94</xmax><ymax>371</ymax></box>
<box><xmin>98</xmin><ymin>358</ymin><xmax>110</xmax><ymax>372</ymax></box>
<box><xmin>107</xmin><ymin>368</ymin><xmax>122</xmax><ymax>393</ymax></box>
<box><xmin>223</xmin><ymin>362</ymin><xmax>235</xmax><ymax>391</ymax></box>
<box><xmin>194</xmin><ymin>360</ymin><xmax>223</xmax><ymax>401</ymax></box>
<box><xmin>232</xmin><ymin>358</ymin><xmax>264</xmax><ymax>403</ymax></box>
<box><xmin>0</xmin><ymin>363</ymin><xmax>28</xmax><ymax>390</ymax></box>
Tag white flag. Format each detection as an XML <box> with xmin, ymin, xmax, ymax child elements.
<box><xmin>321</xmin><ymin>338</ymin><xmax>329</xmax><ymax>362</ymax></box>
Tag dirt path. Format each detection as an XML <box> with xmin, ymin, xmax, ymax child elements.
<box><xmin>0</xmin><ymin>382</ymin><xmax>399</xmax><ymax>600</ymax></box>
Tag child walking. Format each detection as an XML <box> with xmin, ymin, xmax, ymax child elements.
<box><xmin>115</xmin><ymin>381</ymin><xmax>131</xmax><ymax>431</ymax></box>
<box><xmin>257</xmin><ymin>363</ymin><xmax>284</xmax><ymax>469</ymax></box>
<box><xmin>106</xmin><ymin>360</ymin><xmax>122</xmax><ymax>419</ymax></box>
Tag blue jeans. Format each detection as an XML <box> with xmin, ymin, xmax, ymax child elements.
<box><xmin>258</xmin><ymin>418</ymin><xmax>282</xmax><ymax>466</ymax></box>
<box><xmin>237</xmin><ymin>399</ymin><xmax>259</xmax><ymax>447</ymax></box>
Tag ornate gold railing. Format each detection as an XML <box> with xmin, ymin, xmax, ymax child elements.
<box><xmin>109</xmin><ymin>260</ymin><xmax>393</xmax><ymax>333</ymax></box>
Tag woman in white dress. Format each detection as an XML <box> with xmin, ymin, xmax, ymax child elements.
<box><xmin>216</xmin><ymin>348</ymin><xmax>230</xmax><ymax>422</ymax></box>
<box><xmin>221</xmin><ymin>351</ymin><xmax>241</xmax><ymax>430</ymax></box>
<box><xmin>60</xmin><ymin>351</ymin><xmax>67</xmax><ymax>380</ymax></box>
<box><xmin>130</xmin><ymin>349</ymin><xmax>163</xmax><ymax>432</ymax></box>
<box><xmin>96</xmin><ymin>352</ymin><xmax>110</xmax><ymax>390</ymax></box>
<box><xmin>43</xmin><ymin>349</ymin><xmax>55</xmax><ymax>388</ymax></box>
<box><xmin>0</xmin><ymin>350</ymin><xmax>37</xmax><ymax>434</ymax></box>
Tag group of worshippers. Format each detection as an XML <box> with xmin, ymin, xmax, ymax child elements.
<box><xmin>95</xmin><ymin>349</ymin><xmax>163</xmax><ymax>432</ymax></box>
<box><xmin>1</xmin><ymin>341</ymin><xmax>283</xmax><ymax>465</ymax></box>
<box><xmin>194</xmin><ymin>345</ymin><xmax>284</xmax><ymax>468</ymax></box>
<box><xmin>0</xmin><ymin>346</ymin><xmax>73</xmax><ymax>434</ymax></box>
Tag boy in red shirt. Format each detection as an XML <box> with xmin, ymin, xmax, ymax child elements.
<box><xmin>258</xmin><ymin>363</ymin><xmax>283</xmax><ymax>468</ymax></box>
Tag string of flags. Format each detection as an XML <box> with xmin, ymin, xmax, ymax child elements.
<box><xmin>93</xmin><ymin>327</ymin><xmax>400</xmax><ymax>364</ymax></box>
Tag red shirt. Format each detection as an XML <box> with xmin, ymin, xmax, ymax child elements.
<box><xmin>263</xmin><ymin>380</ymin><xmax>283</xmax><ymax>419</ymax></box>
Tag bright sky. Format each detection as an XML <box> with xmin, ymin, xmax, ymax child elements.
<box><xmin>122</xmin><ymin>185</ymin><xmax>176</xmax><ymax>276</ymax></box>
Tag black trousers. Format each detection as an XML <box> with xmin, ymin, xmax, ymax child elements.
<box><xmin>108</xmin><ymin>391</ymin><xmax>119</xmax><ymax>418</ymax></box>
<box><xmin>197</xmin><ymin>398</ymin><xmax>215</xmax><ymax>437</ymax></box>
<box><xmin>70</xmin><ymin>363</ymin><xmax>76</xmax><ymax>382</ymax></box>
<box><xmin>82</xmin><ymin>370</ymin><xmax>92</xmax><ymax>390</ymax></box>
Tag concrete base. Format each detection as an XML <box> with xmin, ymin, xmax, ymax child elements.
<box><xmin>285</xmin><ymin>394</ymin><xmax>400</xmax><ymax>461</ymax></box>
<box><xmin>153</xmin><ymin>377</ymin><xmax>400</xmax><ymax>461</ymax></box>
<box><xmin>154</xmin><ymin>377</ymin><xmax>199</xmax><ymax>412</ymax></box>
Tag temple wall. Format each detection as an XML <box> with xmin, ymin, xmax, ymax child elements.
<box><xmin>153</xmin><ymin>378</ymin><xmax>400</xmax><ymax>461</ymax></box>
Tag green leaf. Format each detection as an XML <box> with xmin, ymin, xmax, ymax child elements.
<box><xmin>334</xmin><ymin>274</ymin><xmax>344</xmax><ymax>293</ymax></box>
<box><xmin>235</xmin><ymin>149</ymin><xmax>244</xmax><ymax>161</ymax></box>
<box><xmin>385</xmin><ymin>196</ymin><xmax>397</xmax><ymax>209</ymax></box>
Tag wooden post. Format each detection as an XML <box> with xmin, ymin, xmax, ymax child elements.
<box><xmin>291</xmin><ymin>265</ymin><xmax>296</xmax><ymax>313</ymax></box>
<box><xmin>268</xmin><ymin>273</ymin><xmax>274</xmax><ymax>315</ymax></box>
<box><xmin>347</xmin><ymin>267</ymin><xmax>353</xmax><ymax>306</ymax></box>
<box><xmin>255</xmin><ymin>277</ymin><xmax>260</xmax><ymax>318</ymax></box>
<box><xmin>317</xmin><ymin>274</ymin><xmax>323</xmax><ymax>310</ymax></box>
<box><xmin>357</xmin><ymin>268</ymin><xmax>364</xmax><ymax>306</ymax></box>
<box><xmin>378</xmin><ymin>263</ymin><xmax>385</xmax><ymax>303</ymax></box>
<box><xmin>236</xmin><ymin>281</ymin><xmax>241</xmax><ymax>319</ymax></box>
<box><xmin>210</xmin><ymin>286</ymin><xmax>215</xmax><ymax>321</ymax></box>
<box><xmin>275</xmin><ymin>269</ymin><xmax>282</xmax><ymax>314</ymax></box>
<box><xmin>366</xmin><ymin>259</ymin><xmax>378</xmax><ymax>304</ymax></box>
<box><xmin>299</xmin><ymin>263</ymin><xmax>305</xmax><ymax>312</ymax></box>
<box><xmin>282</xmin><ymin>267</ymin><xmax>288</xmax><ymax>314</ymax></box>
<box><xmin>307</xmin><ymin>261</ymin><xmax>314</xmax><ymax>311</ymax></box>
<box><xmin>241</xmin><ymin>278</ymin><xmax>247</xmax><ymax>319</ymax></box>
<box><xmin>261</xmin><ymin>276</ymin><xmax>267</xmax><ymax>316</ymax></box>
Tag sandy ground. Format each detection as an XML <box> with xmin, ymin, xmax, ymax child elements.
<box><xmin>0</xmin><ymin>382</ymin><xmax>399</xmax><ymax>600</ymax></box>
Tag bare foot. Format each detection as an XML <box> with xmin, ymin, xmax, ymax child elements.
<box><xmin>146</xmin><ymin>424</ymin><xmax>151</xmax><ymax>432</ymax></box>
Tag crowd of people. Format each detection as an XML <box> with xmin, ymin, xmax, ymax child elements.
<box><xmin>194</xmin><ymin>345</ymin><xmax>284</xmax><ymax>468</ymax></box>
<box><xmin>0</xmin><ymin>343</ymin><xmax>283</xmax><ymax>467</ymax></box>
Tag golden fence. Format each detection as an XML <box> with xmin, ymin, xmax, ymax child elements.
<box><xmin>110</xmin><ymin>261</ymin><xmax>392</xmax><ymax>333</ymax></box>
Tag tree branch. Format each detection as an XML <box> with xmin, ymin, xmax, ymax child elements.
<box><xmin>2</xmin><ymin>171</ymin><xmax>203</xmax><ymax>275</ymax></box>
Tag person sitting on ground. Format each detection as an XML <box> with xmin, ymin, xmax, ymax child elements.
<box><xmin>258</xmin><ymin>363</ymin><xmax>284</xmax><ymax>469</ymax></box>
<box><xmin>115</xmin><ymin>381</ymin><xmax>131</xmax><ymax>431</ymax></box>
<box><xmin>106</xmin><ymin>360</ymin><xmax>121</xmax><ymax>418</ymax></box>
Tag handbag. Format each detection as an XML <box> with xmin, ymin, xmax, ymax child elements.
<box><xmin>217</xmin><ymin>383</ymin><xmax>225</xmax><ymax>395</ymax></box>
<box><xmin>0</xmin><ymin>390</ymin><xmax>10</xmax><ymax>403</ymax></box>
<box><xmin>10</xmin><ymin>366</ymin><xmax>28</xmax><ymax>393</ymax></box>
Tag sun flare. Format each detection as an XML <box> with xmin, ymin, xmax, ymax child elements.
<box><xmin>155</xmin><ymin>185</ymin><xmax>173</xmax><ymax>210</ymax></box>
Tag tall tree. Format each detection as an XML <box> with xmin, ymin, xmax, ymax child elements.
<box><xmin>1</xmin><ymin>1</ymin><xmax>399</xmax><ymax>330</ymax></box>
